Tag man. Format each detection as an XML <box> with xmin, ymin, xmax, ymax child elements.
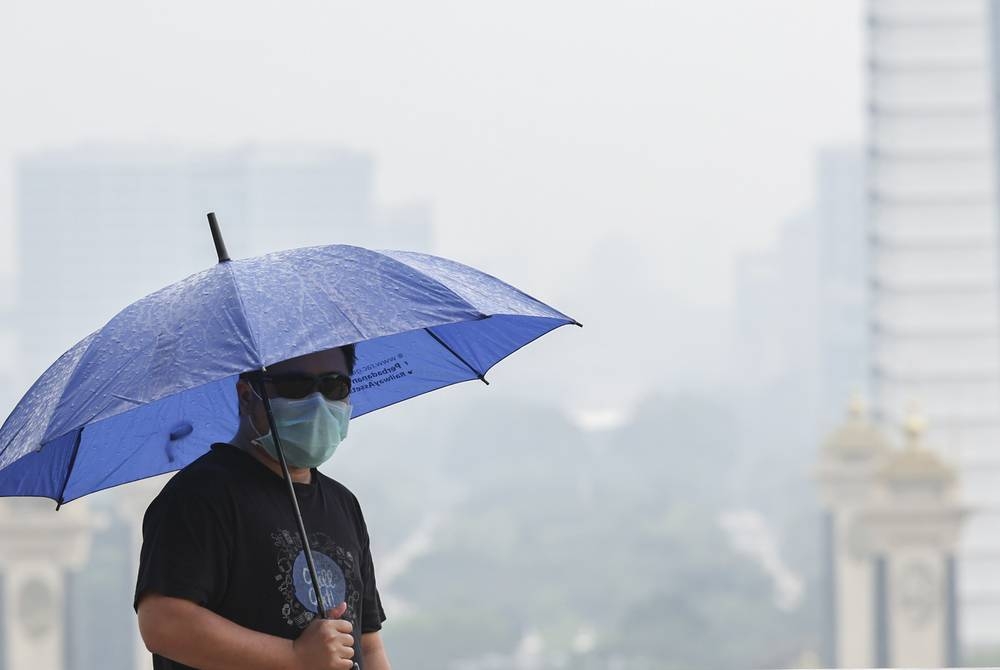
<box><xmin>135</xmin><ymin>344</ymin><xmax>392</xmax><ymax>670</ymax></box>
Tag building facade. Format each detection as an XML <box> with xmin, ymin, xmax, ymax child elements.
<box><xmin>867</xmin><ymin>0</ymin><xmax>1000</xmax><ymax>645</ymax></box>
<box><xmin>817</xmin><ymin>402</ymin><xmax>963</xmax><ymax>667</ymax></box>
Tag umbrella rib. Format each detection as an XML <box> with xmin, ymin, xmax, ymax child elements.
<box><xmin>110</xmin><ymin>393</ymin><xmax>144</xmax><ymax>406</ymax></box>
<box><xmin>424</xmin><ymin>328</ymin><xmax>489</xmax><ymax>385</ymax></box>
<box><xmin>55</xmin><ymin>428</ymin><xmax>83</xmax><ymax>510</ymax></box>
<box><xmin>0</xmin><ymin>421</ymin><xmax>27</xmax><ymax>467</ymax></box>
<box><xmin>378</xmin><ymin>249</ymin><xmax>580</xmax><ymax>324</ymax></box>
<box><xmin>366</xmin><ymin>248</ymin><xmax>490</xmax><ymax>320</ymax></box>
<box><xmin>45</xmin><ymin>341</ymin><xmax>150</xmax><ymax>442</ymax></box>
<box><xmin>9</xmin><ymin>330</ymin><xmax>102</xmax><ymax>457</ymax></box>
<box><xmin>222</xmin><ymin>261</ymin><xmax>265</xmax><ymax>364</ymax></box>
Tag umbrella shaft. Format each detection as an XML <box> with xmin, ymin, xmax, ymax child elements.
<box><xmin>256</xmin><ymin>378</ymin><xmax>330</xmax><ymax>618</ymax></box>
<box><xmin>256</xmin><ymin>378</ymin><xmax>360</xmax><ymax>669</ymax></box>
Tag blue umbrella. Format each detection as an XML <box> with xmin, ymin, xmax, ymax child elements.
<box><xmin>0</xmin><ymin>214</ymin><xmax>579</xmax><ymax>645</ymax></box>
<box><xmin>0</xmin><ymin>216</ymin><xmax>579</xmax><ymax>502</ymax></box>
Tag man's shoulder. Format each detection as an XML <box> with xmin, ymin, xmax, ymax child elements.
<box><xmin>315</xmin><ymin>470</ymin><xmax>362</xmax><ymax>507</ymax></box>
<box><xmin>152</xmin><ymin>444</ymin><xmax>251</xmax><ymax>504</ymax></box>
<box><xmin>179</xmin><ymin>442</ymin><xmax>246</xmax><ymax>478</ymax></box>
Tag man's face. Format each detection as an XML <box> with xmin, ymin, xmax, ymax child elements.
<box><xmin>237</xmin><ymin>347</ymin><xmax>351</xmax><ymax>436</ymax></box>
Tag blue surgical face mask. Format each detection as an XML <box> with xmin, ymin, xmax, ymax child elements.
<box><xmin>250</xmin><ymin>391</ymin><xmax>351</xmax><ymax>468</ymax></box>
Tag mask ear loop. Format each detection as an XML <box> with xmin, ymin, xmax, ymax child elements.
<box><xmin>246</xmin><ymin>384</ymin><xmax>271</xmax><ymax>445</ymax></box>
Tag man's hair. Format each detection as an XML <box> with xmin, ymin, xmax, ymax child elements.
<box><xmin>239</xmin><ymin>343</ymin><xmax>357</xmax><ymax>382</ymax></box>
<box><xmin>340</xmin><ymin>343</ymin><xmax>357</xmax><ymax>376</ymax></box>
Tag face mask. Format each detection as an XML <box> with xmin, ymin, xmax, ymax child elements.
<box><xmin>250</xmin><ymin>391</ymin><xmax>352</xmax><ymax>468</ymax></box>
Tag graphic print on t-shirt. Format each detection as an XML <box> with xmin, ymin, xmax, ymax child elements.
<box><xmin>272</xmin><ymin>529</ymin><xmax>362</xmax><ymax>629</ymax></box>
<box><xmin>293</xmin><ymin>549</ymin><xmax>346</xmax><ymax>612</ymax></box>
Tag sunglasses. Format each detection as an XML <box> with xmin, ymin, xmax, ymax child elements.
<box><xmin>260</xmin><ymin>372</ymin><xmax>352</xmax><ymax>401</ymax></box>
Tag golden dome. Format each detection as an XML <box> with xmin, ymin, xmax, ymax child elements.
<box><xmin>822</xmin><ymin>394</ymin><xmax>892</xmax><ymax>459</ymax></box>
<box><xmin>879</xmin><ymin>405</ymin><xmax>955</xmax><ymax>484</ymax></box>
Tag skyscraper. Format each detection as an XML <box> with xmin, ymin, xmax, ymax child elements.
<box><xmin>14</xmin><ymin>143</ymin><xmax>433</xmax><ymax>392</ymax></box>
<box><xmin>817</xmin><ymin>147</ymin><xmax>869</xmax><ymax>432</ymax></box>
<box><xmin>868</xmin><ymin>0</ymin><xmax>1000</xmax><ymax>646</ymax></box>
<box><xmin>733</xmin><ymin>146</ymin><xmax>868</xmax><ymax>470</ymax></box>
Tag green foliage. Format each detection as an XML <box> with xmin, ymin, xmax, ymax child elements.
<box><xmin>388</xmin><ymin>609</ymin><xmax>522</xmax><ymax>670</ymax></box>
<box><xmin>373</xmin><ymin>392</ymin><xmax>815</xmax><ymax>669</ymax></box>
<box><xmin>963</xmin><ymin>644</ymin><xmax>1000</xmax><ymax>667</ymax></box>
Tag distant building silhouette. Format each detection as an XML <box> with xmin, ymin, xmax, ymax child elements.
<box><xmin>816</xmin><ymin>148</ymin><xmax>869</xmax><ymax>432</ymax></box>
<box><xmin>14</xmin><ymin>143</ymin><xmax>434</xmax><ymax>390</ymax></box>
<box><xmin>816</xmin><ymin>399</ymin><xmax>964</xmax><ymax>667</ymax></box>
<box><xmin>732</xmin><ymin>147</ymin><xmax>867</xmax><ymax>481</ymax></box>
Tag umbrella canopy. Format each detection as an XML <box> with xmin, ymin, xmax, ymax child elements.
<box><xmin>0</xmin><ymin>243</ymin><xmax>578</xmax><ymax>504</ymax></box>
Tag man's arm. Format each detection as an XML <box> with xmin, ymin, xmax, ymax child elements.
<box><xmin>138</xmin><ymin>593</ymin><xmax>356</xmax><ymax>670</ymax></box>
<box><xmin>361</xmin><ymin>631</ymin><xmax>392</xmax><ymax>670</ymax></box>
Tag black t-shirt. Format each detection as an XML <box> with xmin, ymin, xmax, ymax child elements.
<box><xmin>135</xmin><ymin>442</ymin><xmax>386</xmax><ymax>670</ymax></box>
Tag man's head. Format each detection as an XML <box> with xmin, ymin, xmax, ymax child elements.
<box><xmin>234</xmin><ymin>345</ymin><xmax>357</xmax><ymax>469</ymax></box>
<box><xmin>236</xmin><ymin>343</ymin><xmax>356</xmax><ymax>417</ymax></box>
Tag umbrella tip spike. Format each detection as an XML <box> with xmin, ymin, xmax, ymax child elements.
<box><xmin>207</xmin><ymin>212</ymin><xmax>231</xmax><ymax>263</ymax></box>
<box><xmin>479</xmin><ymin>375</ymin><xmax>489</xmax><ymax>386</ymax></box>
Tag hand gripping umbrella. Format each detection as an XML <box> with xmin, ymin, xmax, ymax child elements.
<box><xmin>0</xmin><ymin>212</ymin><xmax>580</xmax><ymax>640</ymax></box>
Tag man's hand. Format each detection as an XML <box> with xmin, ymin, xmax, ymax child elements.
<box><xmin>292</xmin><ymin>601</ymin><xmax>356</xmax><ymax>670</ymax></box>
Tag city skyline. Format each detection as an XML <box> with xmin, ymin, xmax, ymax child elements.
<box><xmin>8</xmin><ymin>3</ymin><xmax>966</xmax><ymax>669</ymax></box>
<box><xmin>0</xmin><ymin>0</ymin><xmax>864</xmax><ymax>313</ymax></box>
<box><xmin>10</xmin><ymin>142</ymin><xmax>433</xmax><ymax>393</ymax></box>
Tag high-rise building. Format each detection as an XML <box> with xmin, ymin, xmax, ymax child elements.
<box><xmin>733</xmin><ymin>146</ymin><xmax>868</xmax><ymax>462</ymax></box>
<box><xmin>817</xmin><ymin>147</ymin><xmax>869</xmax><ymax>432</ymax></box>
<box><xmin>14</xmin><ymin>144</ymin><xmax>433</xmax><ymax>392</ymax></box>
<box><xmin>867</xmin><ymin>0</ymin><xmax>1000</xmax><ymax>646</ymax></box>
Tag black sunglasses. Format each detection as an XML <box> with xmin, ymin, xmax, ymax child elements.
<box><xmin>260</xmin><ymin>372</ymin><xmax>352</xmax><ymax>401</ymax></box>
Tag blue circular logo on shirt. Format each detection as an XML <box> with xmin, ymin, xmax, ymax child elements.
<box><xmin>292</xmin><ymin>550</ymin><xmax>346</xmax><ymax>613</ymax></box>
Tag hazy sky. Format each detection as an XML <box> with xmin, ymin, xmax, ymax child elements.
<box><xmin>0</xmin><ymin>0</ymin><xmax>863</xmax><ymax>310</ymax></box>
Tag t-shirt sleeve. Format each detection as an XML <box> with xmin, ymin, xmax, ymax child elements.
<box><xmin>134</xmin><ymin>486</ymin><xmax>232</xmax><ymax>612</ymax></box>
<box><xmin>353</xmin><ymin>496</ymin><xmax>387</xmax><ymax>633</ymax></box>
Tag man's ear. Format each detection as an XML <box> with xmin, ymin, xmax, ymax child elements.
<box><xmin>235</xmin><ymin>379</ymin><xmax>254</xmax><ymax>413</ymax></box>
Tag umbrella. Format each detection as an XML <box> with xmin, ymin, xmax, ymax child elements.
<box><xmin>0</xmin><ymin>212</ymin><xmax>580</xmax><ymax>631</ymax></box>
